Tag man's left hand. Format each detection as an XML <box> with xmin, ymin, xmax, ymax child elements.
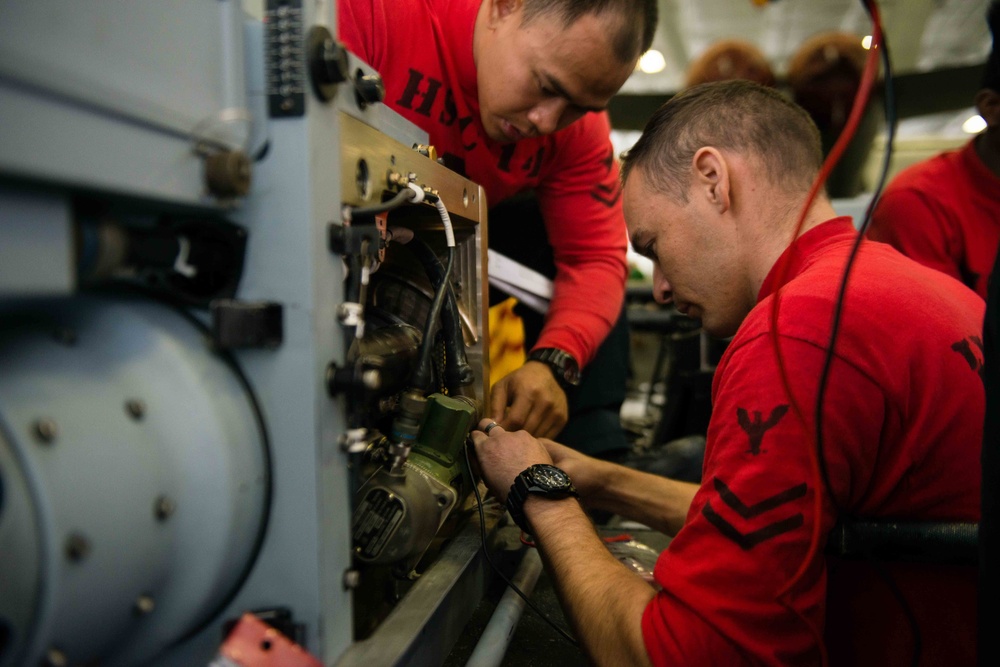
<box><xmin>489</xmin><ymin>361</ymin><xmax>568</xmax><ymax>438</ymax></box>
<box><xmin>470</xmin><ymin>418</ymin><xmax>553</xmax><ymax>502</ymax></box>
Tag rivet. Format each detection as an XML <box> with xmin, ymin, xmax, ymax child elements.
<box><xmin>154</xmin><ymin>496</ymin><xmax>175</xmax><ymax>521</ymax></box>
<box><xmin>133</xmin><ymin>594</ymin><xmax>155</xmax><ymax>616</ymax></box>
<box><xmin>33</xmin><ymin>418</ymin><xmax>58</xmax><ymax>444</ymax></box>
<box><xmin>125</xmin><ymin>399</ymin><xmax>146</xmax><ymax>420</ymax></box>
<box><xmin>343</xmin><ymin>569</ymin><xmax>361</xmax><ymax>589</ymax></box>
<box><xmin>65</xmin><ymin>533</ymin><xmax>90</xmax><ymax>562</ymax></box>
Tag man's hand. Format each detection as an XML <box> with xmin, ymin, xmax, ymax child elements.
<box><xmin>470</xmin><ymin>418</ymin><xmax>553</xmax><ymax>502</ymax></box>
<box><xmin>538</xmin><ymin>438</ymin><xmax>603</xmax><ymax>498</ymax></box>
<box><xmin>489</xmin><ymin>361</ymin><xmax>568</xmax><ymax>438</ymax></box>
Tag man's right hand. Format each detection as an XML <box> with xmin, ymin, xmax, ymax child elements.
<box><xmin>489</xmin><ymin>361</ymin><xmax>569</xmax><ymax>438</ymax></box>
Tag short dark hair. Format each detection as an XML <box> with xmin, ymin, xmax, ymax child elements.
<box><xmin>521</xmin><ymin>0</ymin><xmax>658</xmax><ymax>63</ymax></box>
<box><xmin>620</xmin><ymin>80</ymin><xmax>824</xmax><ymax>202</ymax></box>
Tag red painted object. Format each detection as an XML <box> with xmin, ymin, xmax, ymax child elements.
<box><xmin>218</xmin><ymin>613</ymin><xmax>323</xmax><ymax>667</ymax></box>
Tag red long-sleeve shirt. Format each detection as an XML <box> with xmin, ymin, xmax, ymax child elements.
<box><xmin>337</xmin><ymin>0</ymin><xmax>628</xmax><ymax>366</ymax></box>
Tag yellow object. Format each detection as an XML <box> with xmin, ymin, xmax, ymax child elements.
<box><xmin>488</xmin><ymin>297</ymin><xmax>526</xmax><ymax>388</ymax></box>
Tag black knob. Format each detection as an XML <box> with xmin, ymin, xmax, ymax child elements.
<box><xmin>355</xmin><ymin>73</ymin><xmax>385</xmax><ymax>108</ymax></box>
<box><xmin>308</xmin><ymin>26</ymin><xmax>349</xmax><ymax>102</ymax></box>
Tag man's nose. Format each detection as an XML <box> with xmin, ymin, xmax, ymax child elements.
<box><xmin>526</xmin><ymin>98</ymin><xmax>568</xmax><ymax>136</ymax></box>
<box><xmin>652</xmin><ymin>265</ymin><xmax>673</xmax><ymax>305</ymax></box>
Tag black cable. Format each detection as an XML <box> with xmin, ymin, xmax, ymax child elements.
<box><xmin>348</xmin><ymin>187</ymin><xmax>416</xmax><ymax>218</ymax></box>
<box><xmin>463</xmin><ymin>440</ymin><xmax>579</xmax><ymax>647</ymax></box>
<box><xmin>811</xmin><ymin>4</ymin><xmax>920</xmax><ymax>665</ymax></box>
<box><xmin>406</xmin><ymin>237</ymin><xmax>475</xmax><ymax>390</ymax></box>
<box><xmin>410</xmin><ymin>247</ymin><xmax>454</xmax><ymax>390</ymax></box>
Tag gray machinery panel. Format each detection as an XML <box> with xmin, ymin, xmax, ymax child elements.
<box><xmin>0</xmin><ymin>1</ymin><xmax>495</xmax><ymax>665</ymax></box>
<box><xmin>0</xmin><ymin>0</ymin><xmax>250</xmax><ymax>208</ymax></box>
<box><xmin>0</xmin><ymin>296</ymin><xmax>268</xmax><ymax>667</ymax></box>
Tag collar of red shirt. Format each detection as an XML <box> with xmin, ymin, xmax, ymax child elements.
<box><xmin>757</xmin><ymin>216</ymin><xmax>857</xmax><ymax>303</ymax></box>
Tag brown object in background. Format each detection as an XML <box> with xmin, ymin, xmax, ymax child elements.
<box><xmin>684</xmin><ymin>39</ymin><xmax>776</xmax><ymax>88</ymax></box>
<box><xmin>787</xmin><ymin>31</ymin><xmax>871</xmax><ymax>134</ymax></box>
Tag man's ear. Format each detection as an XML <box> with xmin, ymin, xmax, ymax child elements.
<box><xmin>975</xmin><ymin>88</ymin><xmax>1000</xmax><ymax>128</ymax></box>
<box><xmin>692</xmin><ymin>147</ymin><xmax>731</xmax><ymax>213</ymax></box>
<box><xmin>487</xmin><ymin>0</ymin><xmax>523</xmax><ymax>28</ymax></box>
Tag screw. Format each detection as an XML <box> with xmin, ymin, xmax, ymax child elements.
<box><xmin>133</xmin><ymin>594</ymin><xmax>155</xmax><ymax>616</ymax></box>
<box><xmin>33</xmin><ymin>418</ymin><xmax>58</xmax><ymax>444</ymax></box>
<box><xmin>154</xmin><ymin>496</ymin><xmax>175</xmax><ymax>521</ymax></box>
<box><xmin>343</xmin><ymin>569</ymin><xmax>361</xmax><ymax>589</ymax></box>
<box><xmin>65</xmin><ymin>533</ymin><xmax>90</xmax><ymax>562</ymax></box>
<box><xmin>125</xmin><ymin>399</ymin><xmax>146</xmax><ymax>420</ymax></box>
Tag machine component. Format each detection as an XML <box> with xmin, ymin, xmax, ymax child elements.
<box><xmin>265</xmin><ymin>0</ymin><xmax>306</xmax><ymax>117</ymax></box>
<box><xmin>352</xmin><ymin>393</ymin><xmax>476</xmax><ymax>574</ymax></box>
<box><xmin>354</xmin><ymin>72</ymin><xmax>386</xmax><ymax>109</ymax></box>
<box><xmin>308</xmin><ymin>25</ymin><xmax>350</xmax><ymax>102</ymax></box>
<box><xmin>215</xmin><ymin>613</ymin><xmax>321</xmax><ymax>667</ymax></box>
<box><xmin>77</xmin><ymin>215</ymin><xmax>249</xmax><ymax>307</ymax></box>
<box><xmin>465</xmin><ymin>548</ymin><xmax>544</xmax><ymax>667</ymax></box>
<box><xmin>211</xmin><ymin>299</ymin><xmax>284</xmax><ymax>349</ymax></box>
<box><xmin>1</xmin><ymin>2</ymin><xmax>492</xmax><ymax>664</ymax></box>
<box><xmin>204</xmin><ymin>149</ymin><xmax>253</xmax><ymax>198</ymax></box>
<box><xmin>0</xmin><ymin>295</ymin><xmax>269</xmax><ymax>667</ymax></box>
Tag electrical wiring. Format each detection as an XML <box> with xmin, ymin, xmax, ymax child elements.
<box><xmin>409</xmin><ymin>193</ymin><xmax>457</xmax><ymax>391</ymax></box>
<box><xmin>463</xmin><ymin>440</ymin><xmax>580</xmax><ymax>648</ymax></box>
<box><xmin>344</xmin><ymin>186</ymin><xmax>417</xmax><ymax>219</ymax></box>
<box><xmin>766</xmin><ymin>2</ymin><xmax>920</xmax><ymax>665</ymax></box>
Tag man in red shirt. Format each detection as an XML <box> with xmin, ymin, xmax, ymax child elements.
<box><xmin>867</xmin><ymin>1</ymin><xmax>1000</xmax><ymax>300</ymax></box>
<box><xmin>337</xmin><ymin>0</ymin><xmax>657</xmax><ymax>443</ymax></box>
<box><xmin>472</xmin><ymin>81</ymin><xmax>984</xmax><ymax>666</ymax></box>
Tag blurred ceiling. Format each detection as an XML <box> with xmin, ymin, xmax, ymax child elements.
<box><xmin>623</xmin><ymin>0</ymin><xmax>993</xmax><ymax>95</ymax></box>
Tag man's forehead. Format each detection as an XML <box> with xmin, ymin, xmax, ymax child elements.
<box><xmin>529</xmin><ymin>12</ymin><xmax>635</xmax><ymax>103</ymax></box>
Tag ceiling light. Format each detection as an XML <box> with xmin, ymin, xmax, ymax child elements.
<box><xmin>639</xmin><ymin>50</ymin><xmax>666</xmax><ymax>74</ymax></box>
<box><xmin>963</xmin><ymin>114</ymin><xmax>987</xmax><ymax>134</ymax></box>
<box><xmin>861</xmin><ymin>35</ymin><xmax>873</xmax><ymax>50</ymax></box>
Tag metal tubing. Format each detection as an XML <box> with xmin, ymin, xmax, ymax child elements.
<box><xmin>464</xmin><ymin>548</ymin><xmax>544</xmax><ymax>667</ymax></box>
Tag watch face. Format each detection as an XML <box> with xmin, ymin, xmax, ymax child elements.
<box><xmin>529</xmin><ymin>464</ymin><xmax>571</xmax><ymax>490</ymax></box>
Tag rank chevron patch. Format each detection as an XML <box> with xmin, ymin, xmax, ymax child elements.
<box><xmin>701</xmin><ymin>477</ymin><xmax>808</xmax><ymax>550</ymax></box>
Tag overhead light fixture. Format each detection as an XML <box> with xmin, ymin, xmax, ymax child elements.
<box><xmin>638</xmin><ymin>49</ymin><xmax>666</xmax><ymax>74</ymax></box>
<box><xmin>963</xmin><ymin>114</ymin><xmax>987</xmax><ymax>134</ymax></box>
<box><xmin>861</xmin><ymin>35</ymin><xmax>873</xmax><ymax>50</ymax></box>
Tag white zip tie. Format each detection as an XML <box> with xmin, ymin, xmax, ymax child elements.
<box><xmin>436</xmin><ymin>199</ymin><xmax>456</xmax><ymax>248</ymax></box>
<box><xmin>406</xmin><ymin>182</ymin><xmax>426</xmax><ymax>204</ymax></box>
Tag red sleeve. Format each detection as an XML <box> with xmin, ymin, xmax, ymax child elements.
<box><xmin>642</xmin><ymin>331</ymin><xmax>886</xmax><ymax>666</ymax></box>
<box><xmin>336</xmin><ymin>0</ymin><xmax>385</xmax><ymax>71</ymax></box>
<box><xmin>534</xmin><ymin>111</ymin><xmax>628</xmax><ymax>367</ymax></box>
<box><xmin>867</xmin><ymin>186</ymin><xmax>962</xmax><ymax>285</ymax></box>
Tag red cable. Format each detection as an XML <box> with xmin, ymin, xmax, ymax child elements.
<box><xmin>767</xmin><ymin>1</ymin><xmax>885</xmax><ymax>663</ymax></box>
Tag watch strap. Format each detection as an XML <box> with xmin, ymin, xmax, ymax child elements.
<box><xmin>506</xmin><ymin>464</ymin><xmax>579</xmax><ymax>533</ymax></box>
<box><xmin>527</xmin><ymin>347</ymin><xmax>581</xmax><ymax>390</ymax></box>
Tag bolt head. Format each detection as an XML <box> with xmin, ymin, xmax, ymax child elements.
<box><xmin>154</xmin><ymin>496</ymin><xmax>176</xmax><ymax>521</ymax></box>
<box><xmin>33</xmin><ymin>418</ymin><xmax>58</xmax><ymax>444</ymax></box>
<box><xmin>125</xmin><ymin>399</ymin><xmax>146</xmax><ymax>420</ymax></box>
<box><xmin>134</xmin><ymin>595</ymin><xmax>156</xmax><ymax>616</ymax></box>
<box><xmin>65</xmin><ymin>533</ymin><xmax>90</xmax><ymax>562</ymax></box>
